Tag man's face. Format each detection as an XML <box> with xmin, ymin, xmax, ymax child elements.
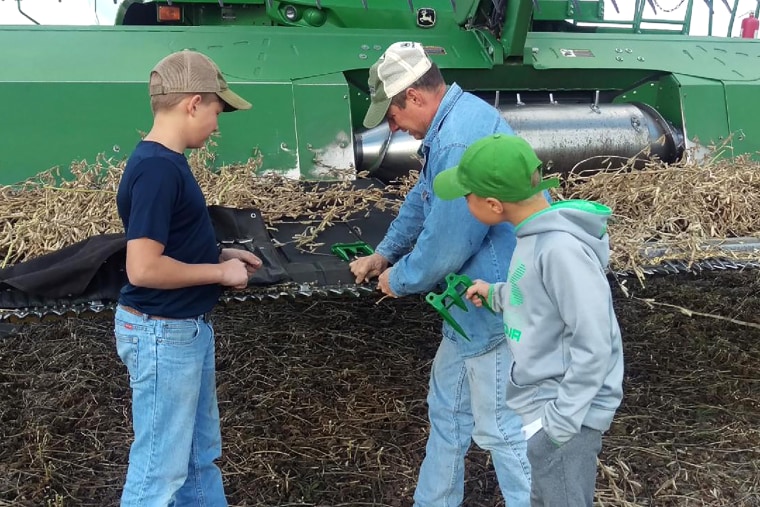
<box><xmin>385</xmin><ymin>92</ymin><xmax>430</xmax><ymax>140</ymax></box>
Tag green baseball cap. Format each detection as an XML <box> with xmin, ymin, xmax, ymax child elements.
<box><xmin>433</xmin><ymin>134</ymin><xmax>560</xmax><ymax>202</ymax></box>
<box><xmin>363</xmin><ymin>41</ymin><xmax>432</xmax><ymax>129</ymax></box>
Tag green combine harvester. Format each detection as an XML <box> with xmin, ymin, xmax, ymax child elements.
<box><xmin>1</xmin><ymin>0</ymin><xmax>759</xmax><ymax>322</ymax></box>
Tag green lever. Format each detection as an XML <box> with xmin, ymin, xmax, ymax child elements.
<box><xmin>331</xmin><ymin>241</ymin><xmax>374</xmax><ymax>261</ymax></box>
<box><xmin>425</xmin><ymin>273</ymin><xmax>493</xmax><ymax>342</ymax></box>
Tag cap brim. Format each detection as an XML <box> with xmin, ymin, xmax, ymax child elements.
<box><xmin>218</xmin><ymin>89</ymin><xmax>252</xmax><ymax>112</ymax></box>
<box><xmin>433</xmin><ymin>166</ymin><xmax>472</xmax><ymax>201</ymax></box>
<box><xmin>363</xmin><ymin>97</ymin><xmax>391</xmax><ymax>129</ymax></box>
<box><xmin>534</xmin><ymin>176</ymin><xmax>561</xmax><ymax>194</ymax></box>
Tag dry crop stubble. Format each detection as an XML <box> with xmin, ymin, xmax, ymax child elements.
<box><xmin>0</xmin><ymin>270</ymin><xmax>758</xmax><ymax>506</ymax></box>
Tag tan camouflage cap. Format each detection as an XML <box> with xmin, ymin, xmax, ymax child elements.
<box><xmin>149</xmin><ymin>50</ymin><xmax>251</xmax><ymax>112</ymax></box>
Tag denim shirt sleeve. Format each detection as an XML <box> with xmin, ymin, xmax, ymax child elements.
<box><xmin>387</xmin><ymin>144</ymin><xmax>490</xmax><ymax>296</ymax></box>
<box><xmin>374</xmin><ymin>179</ymin><xmax>425</xmax><ymax>264</ymax></box>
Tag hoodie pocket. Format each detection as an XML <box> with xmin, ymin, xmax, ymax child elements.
<box><xmin>507</xmin><ymin>361</ymin><xmax>539</xmax><ymax>407</ymax></box>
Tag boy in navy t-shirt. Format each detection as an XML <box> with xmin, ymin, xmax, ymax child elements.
<box><xmin>114</xmin><ymin>50</ymin><xmax>261</xmax><ymax>505</ymax></box>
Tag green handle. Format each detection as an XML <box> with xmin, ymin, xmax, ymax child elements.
<box><xmin>425</xmin><ymin>273</ymin><xmax>494</xmax><ymax>342</ymax></box>
<box><xmin>331</xmin><ymin>241</ymin><xmax>374</xmax><ymax>261</ymax></box>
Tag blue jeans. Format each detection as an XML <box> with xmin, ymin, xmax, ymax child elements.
<box><xmin>114</xmin><ymin>306</ymin><xmax>227</xmax><ymax>507</ymax></box>
<box><xmin>413</xmin><ymin>337</ymin><xmax>531</xmax><ymax>507</ymax></box>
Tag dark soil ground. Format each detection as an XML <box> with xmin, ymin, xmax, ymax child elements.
<box><xmin>1</xmin><ymin>269</ymin><xmax>758</xmax><ymax>507</ymax></box>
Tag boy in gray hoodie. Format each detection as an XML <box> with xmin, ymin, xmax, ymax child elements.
<box><xmin>432</xmin><ymin>133</ymin><xmax>624</xmax><ymax>507</ymax></box>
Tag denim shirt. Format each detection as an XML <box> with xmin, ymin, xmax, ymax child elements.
<box><xmin>375</xmin><ymin>83</ymin><xmax>518</xmax><ymax>357</ymax></box>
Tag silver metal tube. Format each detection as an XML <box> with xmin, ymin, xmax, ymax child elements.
<box><xmin>355</xmin><ymin>102</ymin><xmax>684</xmax><ymax>181</ymax></box>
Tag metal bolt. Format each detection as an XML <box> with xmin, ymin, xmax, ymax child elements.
<box><xmin>637</xmin><ymin>56</ymin><xmax>645</xmax><ymax>62</ymax></box>
<box><xmin>615</xmin><ymin>48</ymin><xmax>623</xmax><ymax>53</ymax></box>
<box><xmin>359</xmin><ymin>53</ymin><xmax>367</xmax><ymax>59</ymax></box>
<box><xmin>616</xmin><ymin>56</ymin><xmax>623</xmax><ymax>62</ymax></box>
<box><xmin>361</xmin><ymin>44</ymin><xmax>369</xmax><ymax>50</ymax></box>
<box><xmin>112</xmin><ymin>145</ymin><xmax>120</xmax><ymax>153</ymax></box>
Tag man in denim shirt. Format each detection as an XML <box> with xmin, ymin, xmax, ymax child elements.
<box><xmin>350</xmin><ymin>41</ymin><xmax>531</xmax><ymax>506</ymax></box>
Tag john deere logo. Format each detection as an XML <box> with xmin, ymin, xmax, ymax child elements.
<box><xmin>417</xmin><ymin>8</ymin><xmax>436</xmax><ymax>27</ymax></box>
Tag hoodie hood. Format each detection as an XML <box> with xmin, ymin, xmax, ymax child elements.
<box><xmin>516</xmin><ymin>200</ymin><xmax>612</xmax><ymax>267</ymax></box>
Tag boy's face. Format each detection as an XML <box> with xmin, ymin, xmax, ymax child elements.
<box><xmin>465</xmin><ymin>194</ymin><xmax>504</xmax><ymax>226</ymax></box>
<box><xmin>186</xmin><ymin>94</ymin><xmax>225</xmax><ymax>149</ymax></box>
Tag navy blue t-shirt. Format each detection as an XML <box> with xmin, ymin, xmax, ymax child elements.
<box><xmin>116</xmin><ymin>140</ymin><xmax>222</xmax><ymax>318</ymax></box>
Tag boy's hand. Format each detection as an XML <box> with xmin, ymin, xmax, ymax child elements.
<box><xmin>465</xmin><ymin>280</ymin><xmax>490</xmax><ymax>307</ymax></box>
<box><xmin>219</xmin><ymin>258</ymin><xmax>251</xmax><ymax>289</ymax></box>
<box><xmin>220</xmin><ymin>248</ymin><xmax>263</xmax><ymax>277</ymax></box>
<box><xmin>349</xmin><ymin>253</ymin><xmax>389</xmax><ymax>283</ymax></box>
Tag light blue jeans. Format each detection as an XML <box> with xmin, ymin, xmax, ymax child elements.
<box><xmin>413</xmin><ymin>337</ymin><xmax>531</xmax><ymax>507</ymax></box>
<box><xmin>114</xmin><ymin>305</ymin><xmax>227</xmax><ymax>507</ymax></box>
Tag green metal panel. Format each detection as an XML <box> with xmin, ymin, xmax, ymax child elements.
<box><xmin>525</xmin><ymin>32</ymin><xmax>760</xmax><ymax>82</ymax></box>
<box><xmin>0</xmin><ymin>25</ymin><xmax>493</xmax><ymax>185</ymax></box>
<box><xmin>533</xmin><ymin>0</ymin><xmax>604</xmax><ymax>23</ymax></box>
<box><xmin>502</xmin><ymin>0</ymin><xmax>534</xmax><ymax>58</ymax></box>
<box><xmin>614</xmin><ymin>74</ymin><xmax>684</xmax><ymax>130</ymax></box>
<box><xmin>0</xmin><ymin>81</ymin><xmax>297</xmax><ymax>185</ymax></box>
<box><xmin>615</xmin><ymin>73</ymin><xmax>760</xmax><ymax>160</ymax></box>
<box><xmin>292</xmin><ymin>73</ymin><xmax>354</xmax><ymax>180</ymax></box>
<box><xmin>0</xmin><ymin>25</ymin><xmax>492</xmax><ymax>83</ymax></box>
<box><xmin>673</xmin><ymin>74</ymin><xmax>731</xmax><ymax>154</ymax></box>
<box><xmin>220</xmin><ymin>84</ymin><xmax>298</xmax><ymax>171</ymax></box>
<box><xmin>125</xmin><ymin>0</ymin><xmax>467</xmax><ymax>31</ymax></box>
<box><xmin>0</xmin><ymin>83</ymin><xmax>146</xmax><ymax>184</ymax></box>
<box><xmin>720</xmin><ymin>81</ymin><xmax>760</xmax><ymax>156</ymax></box>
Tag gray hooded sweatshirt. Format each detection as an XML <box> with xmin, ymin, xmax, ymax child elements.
<box><xmin>487</xmin><ymin>200</ymin><xmax>624</xmax><ymax>444</ymax></box>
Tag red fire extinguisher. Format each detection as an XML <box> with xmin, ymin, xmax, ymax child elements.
<box><xmin>741</xmin><ymin>13</ymin><xmax>759</xmax><ymax>38</ymax></box>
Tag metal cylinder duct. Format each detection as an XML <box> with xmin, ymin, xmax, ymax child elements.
<box><xmin>354</xmin><ymin>125</ymin><xmax>425</xmax><ymax>183</ymax></box>
<box><xmin>500</xmin><ymin>102</ymin><xmax>684</xmax><ymax>174</ymax></box>
<box><xmin>355</xmin><ymin>102</ymin><xmax>684</xmax><ymax>182</ymax></box>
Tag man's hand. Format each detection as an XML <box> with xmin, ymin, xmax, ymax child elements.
<box><xmin>377</xmin><ymin>268</ymin><xmax>398</xmax><ymax>298</ymax></box>
<box><xmin>349</xmin><ymin>253</ymin><xmax>389</xmax><ymax>284</ymax></box>
<box><xmin>220</xmin><ymin>248</ymin><xmax>263</xmax><ymax>277</ymax></box>
<box><xmin>465</xmin><ymin>279</ymin><xmax>490</xmax><ymax>307</ymax></box>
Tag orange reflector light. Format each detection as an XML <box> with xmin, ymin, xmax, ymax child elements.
<box><xmin>158</xmin><ymin>5</ymin><xmax>181</xmax><ymax>22</ymax></box>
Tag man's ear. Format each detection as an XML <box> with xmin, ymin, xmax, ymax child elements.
<box><xmin>406</xmin><ymin>87</ymin><xmax>423</xmax><ymax>106</ymax></box>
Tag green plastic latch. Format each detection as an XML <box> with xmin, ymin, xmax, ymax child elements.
<box><xmin>331</xmin><ymin>241</ymin><xmax>374</xmax><ymax>261</ymax></box>
<box><xmin>425</xmin><ymin>273</ymin><xmax>493</xmax><ymax>342</ymax></box>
